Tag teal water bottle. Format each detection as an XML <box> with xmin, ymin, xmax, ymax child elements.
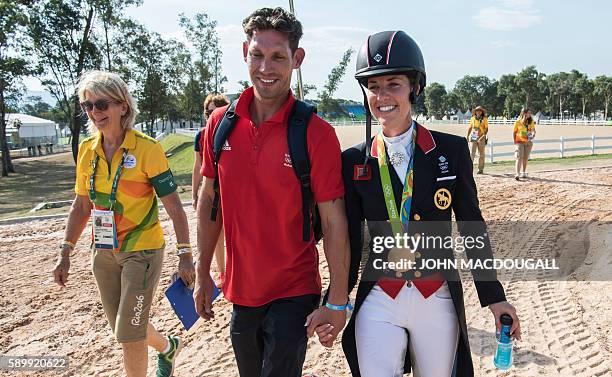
<box><xmin>493</xmin><ymin>314</ymin><xmax>513</xmax><ymax>370</ymax></box>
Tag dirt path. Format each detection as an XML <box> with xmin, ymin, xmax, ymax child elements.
<box><xmin>1</xmin><ymin>167</ymin><xmax>611</xmax><ymax>376</ymax></box>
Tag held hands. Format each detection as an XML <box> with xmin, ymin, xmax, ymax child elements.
<box><xmin>305</xmin><ymin>305</ymin><xmax>348</xmax><ymax>348</ymax></box>
<box><xmin>489</xmin><ymin>301</ymin><xmax>522</xmax><ymax>341</ymax></box>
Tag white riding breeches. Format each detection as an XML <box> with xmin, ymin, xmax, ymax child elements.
<box><xmin>355</xmin><ymin>282</ymin><xmax>460</xmax><ymax>377</ymax></box>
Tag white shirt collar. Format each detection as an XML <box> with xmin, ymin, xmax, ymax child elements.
<box><xmin>382</xmin><ymin>121</ymin><xmax>415</xmax><ymax>154</ymax></box>
<box><xmin>381</xmin><ymin>121</ymin><xmax>415</xmax><ymax>184</ymax></box>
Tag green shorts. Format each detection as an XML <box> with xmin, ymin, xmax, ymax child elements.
<box><xmin>91</xmin><ymin>248</ymin><xmax>164</xmax><ymax>343</ymax></box>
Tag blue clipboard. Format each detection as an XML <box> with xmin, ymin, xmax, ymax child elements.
<box><xmin>165</xmin><ymin>276</ymin><xmax>220</xmax><ymax>331</ymax></box>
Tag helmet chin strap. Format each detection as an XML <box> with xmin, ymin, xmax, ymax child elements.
<box><xmin>409</xmin><ymin>72</ymin><xmax>422</xmax><ymax>104</ymax></box>
<box><xmin>360</xmin><ymin>84</ymin><xmax>374</xmax><ymax>164</ymax></box>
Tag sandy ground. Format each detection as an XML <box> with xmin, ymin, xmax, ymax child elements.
<box><xmin>1</xmin><ymin>165</ymin><xmax>611</xmax><ymax>377</ymax></box>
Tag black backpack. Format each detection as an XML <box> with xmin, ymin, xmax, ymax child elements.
<box><xmin>210</xmin><ymin>99</ymin><xmax>322</xmax><ymax>243</ymax></box>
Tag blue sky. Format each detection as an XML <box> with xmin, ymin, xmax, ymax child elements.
<box><xmin>26</xmin><ymin>0</ymin><xmax>612</xmax><ymax>101</ymax></box>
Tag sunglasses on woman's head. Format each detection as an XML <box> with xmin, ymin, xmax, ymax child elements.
<box><xmin>80</xmin><ymin>99</ymin><xmax>118</xmax><ymax>112</ymax></box>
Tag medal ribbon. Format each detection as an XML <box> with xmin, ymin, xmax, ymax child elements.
<box><xmin>376</xmin><ymin>127</ymin><xmax>417</xmax><ymax>236</ymax></box>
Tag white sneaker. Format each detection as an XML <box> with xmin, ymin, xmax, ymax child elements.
<box><xmin>522</xmin><ymin>172</ymin><xmax>528</xmax><ymax>178</ymax></box>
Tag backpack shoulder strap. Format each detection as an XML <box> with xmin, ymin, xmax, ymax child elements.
<box><xmin>210</xmin><ymin>100</ymin><xmax>239</xmax><ymax>221</ymax></box>
<box><xmin>212</xmin><ymin>100</ymin><xmax>239</xmax><ymax>164</ymax></box>
<box><xmin>286</xmin><ymin>99</ymin><xmax>317</xmax><ymax>242</ymax></box>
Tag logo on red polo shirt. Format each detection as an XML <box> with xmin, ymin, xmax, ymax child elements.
<box><xmin>284</xmin><ymin>153</ymin><xmax>293</xmax><ymax>168</ymax></box>
<box><xmin>222</xmin><ymin>140</ymin><xmax>231</xmax><ymax>151</ymax></box>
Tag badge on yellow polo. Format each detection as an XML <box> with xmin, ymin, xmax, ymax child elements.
<box><xmin>434</xmin><ymin>188</ymin><xmax>452</xmax><ymax>210</ymax></box>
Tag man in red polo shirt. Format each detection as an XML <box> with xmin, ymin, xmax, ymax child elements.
<box><xmin>194</xmin><ymin>7</ymin><xmax>350</xmax><ymax>377</ymax></box>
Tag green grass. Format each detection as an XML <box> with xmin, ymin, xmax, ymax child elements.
<box><xmin>160</xmin><ymin>134</ymin><xmax>196</xmax><ymax>187</ymax></box>
<box><xmin>0</xmin><ymin>152</ymin><xmax>76</xmax><ymax>220</ymax></box>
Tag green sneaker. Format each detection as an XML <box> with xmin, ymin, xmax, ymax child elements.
<box><xmin>156</xmin><ymin>336</ymin><xmax>182</xmax><ymax>377</ymax></box>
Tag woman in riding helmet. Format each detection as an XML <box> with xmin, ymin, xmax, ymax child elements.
<box><xmin>338</xmin><ymin>31</ymin><xmax>521</xmax><ymax>377</ymax></box>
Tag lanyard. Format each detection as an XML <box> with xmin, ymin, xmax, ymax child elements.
<box><xmin>89</xmin><ymin>149</ymin><xmax>128</xmax><ymax>210</ymax></box>
<box><xmin>376</xmin><ymin>127</ymin><xmax>417</xmax><ymax>237</ymax></box>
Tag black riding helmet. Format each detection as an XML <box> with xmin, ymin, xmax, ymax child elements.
<box><xmin>355</xmin><ymin>30</ymin><xmax>427</xmax><ymax>164</ymax></box>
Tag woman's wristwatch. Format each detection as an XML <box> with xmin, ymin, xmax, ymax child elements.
<box><xmin>59</xmin><ymin>241</ymin><xmax>74</xmax><ymax>256</ymax></box>
<box><xmin>59</xmin><ymin>241</ymin><xmax>75</xmax><ymax>250</ymax></box>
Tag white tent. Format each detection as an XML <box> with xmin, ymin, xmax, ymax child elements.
<box><xmin>534</xmin><ymin>111</ymin><xmax>548</xmax><ymax>123</ymax></box>
<box><xmin>451</xmin><ymin>110</ymin><xmax>470</xmax><ymax>121</ymax></box>
<box><xmin>5</xmin><ymin>113</ymin><xmax>58</xmax><ymax>146</ymax></box>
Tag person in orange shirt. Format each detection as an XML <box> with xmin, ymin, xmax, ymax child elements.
<box><xmin>512</xmin><ymin>108</ymin><xmax>536</xmax><ymax>180</ymax></box>
<box><xmin>466</xmin><ymin>105</ymin><xmax>488</xmax><ymax>174</ymax></box>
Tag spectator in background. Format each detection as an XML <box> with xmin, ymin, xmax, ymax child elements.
<box><xmin>513</xmin><ymin>107</ymin><xmax>536</xmax><ymax>180</ymax></box>
<box><xmin>467</xmin><ymin>105</ymin><xmax>488</xmax><ymax>174</ymax></box>
<box><xmin>193</xmin><ymin>93</ymin><xmax>229</xmax><ymax>287</ymax></box>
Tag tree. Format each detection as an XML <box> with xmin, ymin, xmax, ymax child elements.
<box><xmin>21</xmin><ymin>96</ymin><xmax>52</xmax><ymax>117</ymax></box>
<box><xmin>594</xmin><ymin>75</ymin><xmax>612</xmax><ymax>120</ymax></box>
<box><xmin>483</xmin><ymin>80</ymin><xmax>504</xmax><ymax>117</ymax></box>
<box><xmin>413</xmin><ymin>92</ymin><xmax>426</xmax><ymax>118</ymax></box>
<box><xmin>497</xmin><ymin>74</ymin><xmax>522</xmax><ymax>118</ymax></box>
<box><xmin>93</xmin><ymin>0</ymin><xmax>142</xmax><ymax>71</ymax></box>
<box><xmin>1</xmin><ymin>0</ymin><xmax>37</xmax><ymax>176</ymax></box>
<box><xmin>573</xmin><ymin>76</ymin><xmax>594</xmax><ymax>119</ymax></box>
<box><xmin>515</xmin><ymin>66</ymin><xmax>546</xmax><ymax>109</ymax></box>
<box><xmin>546</xmin><ymin>72</ymin><xmax>572</xmax><ymax>120</ymax></box>
<box><xmin>318</xmin><ymin>48</ymin><xmax>354</xmax><ymax>118</ymax></box>
<box><xmin>443</xmin><ymin>91</ymin><xmax>462</xmax><ymax>118</ymax></box>
<box><xmin>180</xmin><ymin>73</ymin><xmax>204</xmax><ymax>128</ymax></box>
<box><xmin>28</xmin><ymin>0</ymin><xmax>100</xmax><ymax>162</ymax></box>
<box><xmin>179</xmin><ymin>12</ymin><xmax>226</xmax><ymax>95</ymax></box>
<box><xmin>292</xmin><ymin>82</ymin><xmax>317</xmax><ymax>99</ymax></box>
<box><xmin>237</xmin><ymin>80</ymin><xmax>250</xmax><ymax>96</ymax></box>
<box><xmin>424</xmin><ymin>82</ymin><xmax>447</xmax><ymax>119</ymax></box>
<box><xmin>138</xmin><ymin>70</ymin><xmax>168</xmax><ymax>135</ymax></box>
<box><xmin>116</xmin><ymin>20</ymin><xmax>191</xmax><ymax>134</ymax></box>
<box><xmin>453</xmin><ymin>75</ymin><xmax>493</xmax><ymax>112</ymax></box>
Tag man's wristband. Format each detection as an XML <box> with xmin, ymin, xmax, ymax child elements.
<box><xmin>325</xmin><ymin>301</ymin><xmax>353</xmax><ymax>312</ymax></box>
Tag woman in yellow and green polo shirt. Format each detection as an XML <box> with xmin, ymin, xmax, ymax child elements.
<box><xmin>467</xmin><ymin>105</ymin><xmax>488</xmax><ymax>174</ymax></box>
<box><xmin>513</xmin><ymin>107</ymin><xmax>537</xmax><ymax>180</ymax></box>
<box><xmin>52</xmin><ymin>70</ymin><xmax>193</xmax><ymax>377</ymax></box>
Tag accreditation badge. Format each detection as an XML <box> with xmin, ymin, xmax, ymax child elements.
<box><xmin>470</xmin><ymin>129</ymin><xmax>479</xmax><ymax>142</ymax></box>
<box><xmin>92</xmin><ymin>209</ymin><xmax>119</xmax><ymax>250</ymax></box>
